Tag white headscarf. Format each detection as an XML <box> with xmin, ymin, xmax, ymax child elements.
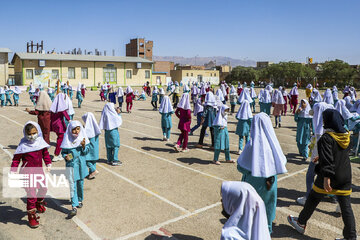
<box><xmin>50</xmin><ymin>93</ymin><xmax>68</xmax><ymax>113</ymax></box>
<box><xmin>332</xmin><ymin>90</ymin><xmax>339</xmax><ymax>101</ymax></box>
<box><xmin>29</xmin><ymin>84</ymin><xmax>35</xmax><ymax>93</ymax></box>
<box><xmin>335</xmin><ymin>99</ymin><xmax>353</xmax><ymax>120</ymax></box>
<box><xmin>289</xmin><ymin>86</ymin><xmax>299</xmax><ymax>96</ymax></box>
<box><xmin>193</xmin><ymin>98</ymin><xmax>204</xmax><ymax>116</ymax></box>
<box><xmin>77</xmin><ymin>83</ymin><xmax>82</xmax><ymax>92</ymax></box>
<box><xmin>14</xmin><ymin>121</ymin><xmax>50</xmax><ymax>155</ymax></box>
<box><xmin>213</xmin><ymin>105</ymin><xmax>229</xmax><ymax>127</ymax></box>
<box><xmin>35</xmin><ymin>91</ymin><xmax>52</xmax><ymax>111</ymax></box>
<box><xmin>153</xmin><ymin>86</ymin><xmax>159</xmax><ymax>94</ymax></box>
<box><xmin>333</xmin><ymin>86</ymin><xmax>338</xmax><ymax>92</ymax></box>
<box><xmin>236</xmin><ymin>100</ymin><xmax>252</xmax><ymax>120</ymax></box>
<box><xmin>260</xmin><ymin>90</ymin><xmax>271</xmax><ymax>103</ymax></box>
<box><xmin>60</xmin><ymin>120</ymin><xmax>90</xmax><ymax>149</ymax></box>
<box><xmin>183</xmin><ymin>84</ymin><xmax>190</xmax><ymax>92</ymax></box>
<box><xmin>221</xmin><ymin>181</ymin><xmax>271</xmax><ymax>240</ymax></box>
<box><xmin>99</xmin><ymin>102</ymin><xmax>123</xmax><ymax>130</ymax></box>
<box><xmin>125</xmin><ymin>86</ymin><xmax>133</xmax><ymax>94</ymax></box>
<box><xmin>200</xmin><ymin>85</ymin><xmax>207</xmax><ymax>95</ymax></box>
<box><xmin>298</xmin><ymin>99</ymin><xmax>312</xmax><ymax>118</ymax></box>
<box><xmin>272</xmin><ymin>90</ymin><xmax>285</xmax><ymax>104</ymax></box>
<box><xmin>117</xmin><ymin>87</ymin><xmax>124</xmax><ymax>97</ymax></box>
<box><xmin>350</xmin><ymin>100</ymin><xmax>360</xmax><ymax>113</ymax></box>
<box><xmin>311</xmin><ymin>89</ymin><xmax>322</xmax><ymax>102</ymax></box>
<box><xmin>221</xmin><ymin>84</ymin><xmax>227</xmax><ymax>97</ymax></box>
<box><xmin>13</xmin><ymin>86</ymin><xmax>22</xmax><ymax>95</ymax></box>
<box><xmin>237</xmin><ymin>112</ymin><xmax>287</xmax><ymax>178</ymax></box>
<box><xmin>177</xmin><ymin>93</ymin><xmax>191</xmax><ymax>110</ymax></box>
<box><xmin>216</xmin><ymin>89</ymin><xmax>225</xmax><ymax>102</ymax></box>
<box><xmin>238</xmin><ymin>88</ymin><xmax>253</xmax><ymax>104</ymax></box>
<box><xmin>159</xmin><ymin>96</ymin><xmax>173</xmax><ymax>114</ymax></box>
<box><xmin>249</xmin><ymin>87</ymin><xmax>257</xmax><ymax>98</ymax></box>
<box><xmin>230</xmin><ymin>86</ymin><xmax>237</xmax><ymax>95</ymax></box>
<box><xmin>312</xmin><ymin>102</ymin><xmax>335</xmax><ymax>135</ymax></box>
<box><xmin>265</xmin><ymin>85</ymin><xmax>273</xmax><ymax>93</ymax></box>
<box><xmin>322</xmin><ymin>89</ymin><xmax>334</xmax><ymax>105</ymax></box>
<box><xmin>344</xmin><ymin>96</ymin><xmax>353</xmax><ymax>110</ymax></box>
<box><xmin>159</xmin><ymin>88</ymin><xmax>165</xmax><ymax>95</ymax></box>
<box><xmin>82</xmin><ymin>112</ymin><xmax>101</xmax><ymax>138</ymax></box>
<box><xmin>205</xmin><ymin>91</ymin><xmax>217</xmax><ymax>107</ymax></box>
<box><xmin>0</xmin><ymin>87</ymin><xmax>4</xmax><ymax>94</ymax></box>
<box><xmin>258</xmin><ymin>89</ymin><xmax>264</xmax><ymax>102</ymax></box>
<box><xmin>65</xmin><ymin>95</ymin><xmax>75</xmax><ymax>115</ymax></box>
<box><xmin>48</xmin><ymin>87</ymin><xmax>54</xmax><ymax>94</ymax></box>
<box><xmin>306</xmin><ymin>84</ymin><xmax>313</xmax><ymax>89</ymax></box>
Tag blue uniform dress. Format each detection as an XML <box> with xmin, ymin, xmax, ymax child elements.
<box><xmin>86</xmin><ymin>136</ymin><xmax>99</xmax><ymax>173</ymax></box>
<box><xmin>151</xmin><ymin>92</ymin><xmax>158</xmax><ymax>108</ymax></box>
<box><xmin>198</xmin><ymin>106</ymin><xmax>217</xmax><ymax>146</ymax></box>
<box><xmin>137</xmin><ymin>93</ymin><xmax>146</xmax><ymax>101</ymax></box>
<box><xmin>29</xmin><ymin>92</ymin><xmax>36</xmax><ymax>106</ymax></box>
<box><xmin>263</xmin><ymin>103</ymin><xmax>272</xmax><ymax>115</ymax></box>
<box><xmin>213</xmin><ymin>126</ymin><xmax>230</xmax><ymax>162</ymax></box>
<box><xmin>295</xmin><ymin>113</ymin><xmax>312</xmax><ymax>158</ymax></box>
<box><xmin>161</xmin><ymin>112</ymin><xmax>173</xmax><ymax>139</ymax></box>
<box><xmin>0</xmin><ymin>93</ymin><xmax>5</xmax><ymax>107</ymax></box>
<box><xmin>105</xmin><ymin>128</ymin><xmax>120</xmax><ymax>163</ymax></box>
<box><xmin>251</xmin><ymin>98</ymin><xmax>256</xmax><ymax>112</ymax></box>
<box><xmin>62</xmin><ymin>145</ymin><xmax>90</xmax><ymax>207</ymax></box>
<box><xmin>238</xmin><ymin>165</ymin><xmax>277</xmax><ymax>234</ymax></box>
<box><xmin>13</xmin><ymin>93</ymin><xmax>19</xmax><ymax>105</ymax></box>
<box><xmin>235</xmin><ymin>118</ymin><xmax>252</xmax><ymax>150</ymax></box>
<box><xmin>5</xmin><ymin>90</ymin><xmax>13</xmax><ymax>106</ymax></box>
<box><xmin>76</xmin><ymin>91</ymin><xmax>83</xmax><ymax>108</ymax></box>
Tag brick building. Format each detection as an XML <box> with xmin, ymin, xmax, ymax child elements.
<box><xmin>126</xmin><ymin>38</ymin><xmax>153</xmax><ymax>61</ymax></box>
<box><xmin>153</xmin><ymin>61</ymin><xmax>174</xmax><ymax>77</ymax></box>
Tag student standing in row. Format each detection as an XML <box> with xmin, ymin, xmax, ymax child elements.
<box><xmin>295</xmin><ymin>99</ymin><xmax>312</xmax><ymax>161</ymax></box>
<box><xmin>116</xmin><ymin>86</ymin><xmax>124</xmax><ymax>112</ymax></box>
<box><xmin>235</xmin><ymin>99</ymin><xmax>252</xmax><ymax>155</ymax></box>
<box><xmin>174</xmin><ymin>93</ymin><xmax>191</xmax><ymax>152</ymax></box>
<box><xmin>125</xmin><ymin>86</ymin><xmax>134</xmax><ymax>113</ymax></box>
<box><xmin>13</xmin><ymin>86</ymin><xmax>21</xmax><ymax>106</ymax></box>
<box><xmin>76</xmin><ymin>83</ymin><xmax>83</xmax><ymax>108</ymax></box>
<box><xmin>159</xmin><ymin>96</ymin><xmax>173</xmax><ymax>141</ymax></box>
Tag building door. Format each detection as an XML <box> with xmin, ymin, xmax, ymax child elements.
<box><xmin>103</xmin><ymin>67</ymin><xmax>117</xmax><ymax>84</ymax></box>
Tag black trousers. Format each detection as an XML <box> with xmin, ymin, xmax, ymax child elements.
<box><xmin>298</xmin><ymin>190</ymin><xmax>357</xmax><ymax>240</ymax></box>
<box><xmin>151</xmin><ymin>101</ymin><xmax>157</xmax><ymax>108</ymax></box>
<box><xmin>198</xmin><ymin>125</ymin><xmax>214</xmax><ymax>146</ymax></box>
<box><xmin>231</xmin><ymin>104</ymin><xmax>235</xmax><ymax>113</ymax></box>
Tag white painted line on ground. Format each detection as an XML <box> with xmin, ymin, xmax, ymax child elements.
<box><xmin>0</xmin><ymin>141</ymin><xmax>101</xmax><ymax>240</ymax></box>
<box><xmin>276</xmin><ymin>207</ymin><xmax>342</xmax><ymax>235</ymax></box>
<box><xmin>116</xmin><ymin>202</ymin><xmax>222</xmax><ymax>240</ymax></box>
<box><xmin>278</xmin><ymin>167</ymin><xmax>308</xmax><ymax>182</ymax></box>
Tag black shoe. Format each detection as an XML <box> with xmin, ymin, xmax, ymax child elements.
<box><xmin>78</xmin><ymin>202</ymin><xmax>83</xmax><ymax>208</ymax></box>
<box><xmin>279</xmin><ymin>123</ymin><xmax>281</xmax><ymax>128</ymax></box>
<box><xmin>68</xmin><ymin>207</ymin><xmax>77</xmax><ymax>218</ymax></box>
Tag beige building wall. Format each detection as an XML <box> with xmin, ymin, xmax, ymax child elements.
<box><xmin>13</xmin><ymin>57</ymin><xmax>153</xmax><ymax>87</ymax></box>
<box><xmin>152</xmin><ymin>73</ymin><xmax>167</xmax><ymax>85</ymax></box>
<box><xmin>170</xmin><ymin>69</ymin><xmax>220</xmax><ymax>85</ymax></box>
<box><xmin>0</xmin><ymin>53</ymin><xmax>9</xmax><ymax>86</ymax></box>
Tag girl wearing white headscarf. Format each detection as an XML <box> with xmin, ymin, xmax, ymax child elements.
<box><xmin>125</xmin><ymin>86</ymin><xmax>135</xmax><ymax>113</ymax></box>
<box><xmin>289</xmin><ymin>83</ymin><xmax>299</xmax><ymax>114</ymax></box>
<box><xmin>116</xmin><ymin>86</ymin><xmax>124</xmax><ymax>111</ymax></box>
<box><xmin>296</xmin><ymin>102</ymin><xmax>334</xmax><ymax>206</ymax></box>
<box><xmin>196</xmin><ymin>91</ymin><xmax>217</xmax><ymax>148</ymax></box>
<box><xmin>61</xmin><ymin>120</ymin><xmax>90</xmax><ymax>217</ymax></box>
<box><xmin>0</xmin><ymin>87</ymin><xmax>5</xmax><ymax>107</ymax></box>
<box><xmin>158</xmin><ymin>87</ymin><xmax>165</xmax><ymax>105</ymax></box>
<box><xmin>221</xmin><ymin>181</ymin><xmax>271</xmax><ymax>240</ymax></box>
<box><xmin>99</xmin><ymin>102</ymin><xmax>122</xmax><ymax>165</ymax></box>
<box><xmin>68</xmin><ymin>84</ymin><xmax>74</xmax><ymax>100</ymax></box>
<box><xmin>235</xmin><ymin>100</ymin><xmax>252</xmax><ymax>155</ymax></box>
<box><xmin>190</xmin><ymin>97</ymin><xmax>204</xmax><ymax>135</ymax></box>
<box><xmin>260</xmin><ymin>89</ymin><xmax>272</xmax><ymax>115</ymax></box>
<box><xmin>174</xmin><ymin>93</ymin><xmax>192</xmax><ymax>152</ymax></box>
<box><xmin>237</xmin><ymin>112</ymin><xmax>287</xmax><ymax>233</ymax></box>
<box><xmin>76</xmin><ymin>83</ymin><xmax>83</xmax><ymax>108</ymax></box>
<box><xmin>151</xmin><ymin>86</ymin><xmax>159</xmax><ymax>110</ymax></box>
<box><xmin>295</xmin><ymin>99</ymin><xmax>313</xmax><ymax>161</ymax></box>
<box><xmin>272</xmin><ymin>90</ymin><xmax>285</xmax><ymax>128</ymax></box>
<box><xmin>322</xmin><ymin>88</ymin><xmax>334</xmax><ymax>105</ymax></box>
<box><xmin>281</xmin><ymin>87</ymin><xmax>289</xmax><ymax>115</ymax></box>
<box><xmin>216</xmin><ymin>88</ymin><xmax>225</xmax><ymax>104</ymax></box>
<box><xmin>332</xmin><ymin>86</ymin><xmax>339</xmax><ymax>105</ymax></box>
<box><xmin>4</xmin><ymin>85</ymin><xmax>13</xmax><ymax>106</ymax></box>
<box><xmin>11</xmin><ymin>121</ymin><xmax>51</xmax><ymax>228</ymax></box>
<box><xmin>229</xmin><ymin>86</ymin><xmax>238</xmax><ymax>114</ymax></box>
<box><xmin>47</xmin><ymin>87</ymin><xmax>55</xmax><ymax>101</ymax></box>
<box><xmin>212</xmin><ymin>105</ymin><xmax>233</xmax><ymax>164</ymax></box>
<box><xmin>82</xmin><ymin>112</ymin><xmax>101</xmax><ymax>179</ymax></box>
<box><xmin>50</xmin><ymin>93</ymin><xmax>71</xmax><ymax>162</ymax></box>
<box><xmin>237</xmin><ymin>88</ymin><xmax>253</xmax><ymax>105</ymax></box>
<box><xmin>26</xmin><ymin>91</ymin><xmax>53</xmax><ymax>144</ymax></box>
<box><xmin>159</xmin><ymin>96</ymin><xmax>174</xmax><ymax>141</ymax></box>
<box><xmin>137</xmin><ymin>90</ymin><xmax>147</xmax><ymax>101</ymax></box>
<box><xmin>249</xmin><ymin>87</ymin><xmax>257</xmax><ymax>112</ymax></box>
<box><xmin>310</xmin><ymin>88</ymin><xmax>322</xmax><ymax>107</ymax></box>
<box><xmin>12</xmin><ymin>86</ymin><xmax>21</xmax><ymax>106</ymax></box>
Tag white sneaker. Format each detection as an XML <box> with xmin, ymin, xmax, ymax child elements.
<box><xmin>296</xmin><ymin>196</ymin><xmax>307</xmax><ymax>206</ymax></box>
<box><xmin>163</xmin><ymin>136</ymin><xmax>167</xmax><ymax>141</ymax></box>
<box><xmin>335</xmin><ymin>203</ymin><xmax>341</xmax><ymax>214</ymax></box>
<box><xmin>52</xmin><ymin>155</ymin><xmax>60</xmax><ymax>162</ymax></box>
<box><xmin>287</xmin><ymin>215</ymin><xmax>306</xmax><ymax>234</ymax></box>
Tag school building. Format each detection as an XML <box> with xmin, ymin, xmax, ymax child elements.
<box><xmin>11</xmin><ymin>53</ymin><xmax>154</xmax><ymax>87</ymax></box>
<box><xmin>0</xmin><ymin>48</ymin><xmax>12</xmax><ymax>86</ymax></box>
<box><xmin>170</xmin><ymin>65</ymin><xmax>220</xmax><ymax>85</ymax></box>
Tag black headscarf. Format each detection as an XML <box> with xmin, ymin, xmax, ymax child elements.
<box><xmin>323</xmin><ymin>109</ymin><xmax>347</xmax><ymax>133</ymax></box>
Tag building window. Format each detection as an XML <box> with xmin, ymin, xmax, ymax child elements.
<box><xmin>26</xmin><ymin>69</ymin><xmax>33</xmax><ymax>79</ymax></box>
<box><xmin>52</xmin><ymin>70</ymin><xmax>59</xmax><ymax>79</ymax></box>
<box><xmin>103</xmin><ymin>67</ymin><xmax>116</xmax><ymax>84</ymax></box>
<box><xmin>68</xmin><ymin>67</ymin><xmax>75</xmax><ymax>79</ymax></box>
<box><xmin>210</xmin><ymin>73</ymin><xmax>212</xmax><ymax>77</ymax></box>
<box><xmin>145</xmin><ymin>70</ymin><xmax>150</xmax><ymax>79</ymax></box>
<box><xmin>214</xmin><ymin>73</ymin><xmax>216</xmax><ymax>76</ymax></box>
<box><xmin>126</xmin><ymin>70</ymin><xmax>132</xmax><ymax>79</ymax></box>
<box><xmin>186</xmin><ymin>73</ymin><xmax>189</xmax><ymax>77</ymax></box>
<box><xmin>81</xmin><ymin>68</ymin><xmax>88</xmax><ymax>79</ymax></box>
<box><xmin>191</xmin><ymin>73</ymin><xmax>193</xmax><ymax>77</ymax></box>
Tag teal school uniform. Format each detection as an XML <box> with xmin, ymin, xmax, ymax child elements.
<box><xmin>238</xmin><ymin>165</ymin><xmax>277</xmax><ymax>234</ymax></box>
<box><xmin>62</xmin><ymin>145</ymin><xmax>90</xmax><ymax>207</ymax></box>
<box><xmin>86</xmin><ymin>136</ymin><xmax>99</xmax><ymax>173</ymax></box>
<box><xmin>295</xmin><ymin>113</ymin><xmax>312</xmax><ymax>158</ymax></box>
<box><xmin>105</xmin><ymin>128</ymin><xmax>120</xmax><ymax>163</ymax></box>
<box><xmin>0</xmin><ymin>93</ymin><xmax>5</xmax><ymax>107</ymax></box>
<box><xmin>13</xmin><ymin>93</ymin><xmax>19</xmax><ymax>105</ymax></box>
<box><xmin>213</xmin><ymin>126</ymin><xmax>230</xmax><ymax>161</ymax></box>
<box><xmin>161</xmin><ymin>112</ymin><xmax>173</xmax><ymax>139</ymax></box>
<box><xmin>76</xmin><ymin>91</ymin><xmax>83</xmax><ymax>108</ymax></box>
<box><xmin>5</xmin><ymin>90</ymin><xmax>13</xmax><ymax>106</ymax></box>
<box><xmin>235</xmin><ymin>118</ymin><xmax>252</xmax><ymax>150</ymax></box>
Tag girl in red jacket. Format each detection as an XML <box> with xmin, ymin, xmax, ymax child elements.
<box><xmin>174</xmin><ymin>93</ymin><xmax>192</xmax><ymax>152</ymax></box>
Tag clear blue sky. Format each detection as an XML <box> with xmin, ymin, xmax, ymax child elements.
<box><xmin>1</xmin><ymin>0</ymin><xmax>359</xmax><ymax>64</ymax></box>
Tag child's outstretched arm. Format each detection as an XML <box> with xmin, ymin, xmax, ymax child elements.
<box><xmin>10</xmin><ymin>154</ymin><xmax>22</xmax><ymax>172</ymax></box>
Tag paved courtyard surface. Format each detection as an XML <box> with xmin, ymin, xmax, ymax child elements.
<box><xmin>0</xmin><ymin>88</ymin><xmax>359</xmax><ymax>240</ymax></box>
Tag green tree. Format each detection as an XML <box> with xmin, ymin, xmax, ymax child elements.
<box><xmin>225</xmin><ymin>66</ymin><xmax>258</xmax><ymax>84</ymax></box>
<box><xmin>316</xmin><ymin>59</ymin><xmax>357</xmax><ymax>88</ymax></box>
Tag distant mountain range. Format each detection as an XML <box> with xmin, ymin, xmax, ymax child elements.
<box><xmin>153</xmin><ymin>56</ymin><xmax>256</xmax><ymax>67</ymax></box>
